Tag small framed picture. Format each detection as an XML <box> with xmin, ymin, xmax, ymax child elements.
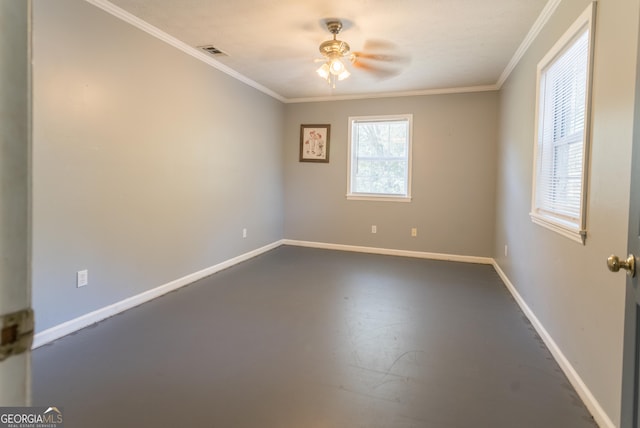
<box><xmin>299</xmin><ymin>124</ymin><xmax>331</xmax><ymax>163</ymax></box>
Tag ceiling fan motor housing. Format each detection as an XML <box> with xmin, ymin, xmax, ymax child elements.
<box><xmin>319</xmin><ymin>19</ymin><xmax>351</xmax><ymax>59</ymax></box>
<box><xmin>319</xmin><ymin>39</ymin><xmax>351</xmax><ymax>58</ymax></box>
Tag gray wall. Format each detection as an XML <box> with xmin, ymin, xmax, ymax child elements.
<box><xmin>284</xmin><ymin>93</ymin><xmax>498</xmax><ymax>257</ymax></box>
<box><xmin>493</xmin><ymin>0</ymin><xmax>639</xmax><ymax>424</ymax></box>
<box><xmin>32</xmin><ymin>0</ymin><xmax>285</xmax><ymax>332</ymax></box>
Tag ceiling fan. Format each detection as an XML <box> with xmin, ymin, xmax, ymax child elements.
<box><xmin>315</xmin><ymin>19</ymin><xmax>409</xmax><ymax>87</ymax></box>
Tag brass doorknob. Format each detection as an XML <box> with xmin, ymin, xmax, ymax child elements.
<box><xmin>607</xmin><ymin>254</ymin><xmax>636</xmax><ymax>277</ymax></box>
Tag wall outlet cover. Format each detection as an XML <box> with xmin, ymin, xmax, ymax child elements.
<box><xmin>77</xmin><ymin>270</ymin><xmax>88</xmax><ymax>288</ymax></box>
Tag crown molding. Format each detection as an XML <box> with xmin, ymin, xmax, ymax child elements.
<box><xmin>496</xmin><ymin>0</ymin><xmax>563</xmax><ymax>88</ymax></box>
<box><xmin>84</xmin><ymin>0</ymin><xmax>287</xmax><ymax>103</ymax></box>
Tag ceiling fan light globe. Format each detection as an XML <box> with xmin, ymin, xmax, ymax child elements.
<box><xmin>330</xmin><ymin>58</ymin><xmax>345</xmax><ymax>75</ymax></box>
<box><xmin>316</xmin><ymin>63</ymin><xmax>330</xmax><ymax>79</ymax></box>
<box><xmin>338</xmin><ymin>69</ymin><xmax>351</xmax><ymax>81</ymax></box>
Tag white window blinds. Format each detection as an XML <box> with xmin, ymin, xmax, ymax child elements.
<box><xmin>531</xmin><ymin>3</ymin><xmax>595</xmax><ymax>244</ymax></box>
<box><xmin>536</xmin><ymin>28</ymin><xmax>588</xmax><ymax>220</ymax></box>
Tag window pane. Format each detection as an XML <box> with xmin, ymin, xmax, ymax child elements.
<box><xmin>535</xmin><ymin>26</ymin><xmax>589</xmax><ymax>226</ymax></box>
<box><xmin>349</xmin><ymin>116</ymin><xmax>411</xmax><ymax>198</ymax></box>
<box><xmin>354</xmin><ymin>159</ymin><xmax>407</xmax><ymax>195</ymax></box>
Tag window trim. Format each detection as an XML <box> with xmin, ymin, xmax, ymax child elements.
<box><xmin>346</xmin><ymin>114</ymin><xmax>413</xmax><ymax>202</ymax></box>
<box><xmin>530</xmin><ymin>2</ymin><xmax>596</xmax><ymax>245</ymax></box>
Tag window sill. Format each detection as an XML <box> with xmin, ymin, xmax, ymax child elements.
<box><xmin>530</xmin><ymin>212</ymin><xmax>586</xmax><ymax>245</ymax></box>
<box><xmin>346</xmin><ymin>194</ymin><xmax>412</xmax><ymax>203</ymax></box>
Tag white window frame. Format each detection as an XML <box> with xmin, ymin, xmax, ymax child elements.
<box><xmin>530</xmin><ymin>3</ymin><xmax>596</xmax><ymax>245</ymax></box>
<box><xmin>347</xmin><ymin>114</ymin><xmax>413</xmax><ymax>202</ymax></box>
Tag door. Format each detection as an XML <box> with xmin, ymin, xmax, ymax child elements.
<box><xmin>0</xmin><ymin>0</ymin><xmax>32</xmax><ymax>406</ymax></box>
<box><xmin>618</xmin><ymin>8</ymin><xmax>640</xmax><ymax>426</ymax></box>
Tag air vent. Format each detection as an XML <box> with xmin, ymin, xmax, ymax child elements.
<box><xmin>198</xmin><ymin>45</ymin><xmax>228</xmax><ymax>57</ymax></box>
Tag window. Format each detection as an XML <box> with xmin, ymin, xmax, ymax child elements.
<box><xmin>347</xmin><ymin>114</ymin><xmax>413</xmax><ymax>201</ymax></box>
<box><xmin>531</xmin><ymin>3</ymin><xmax>595</xmax><ymax>244</ymax></box>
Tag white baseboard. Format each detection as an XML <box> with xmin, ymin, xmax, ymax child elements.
<box><xmin>32</xmin><ymin>237</ymin><xmax>613</xmax><ymax>428</ymax></box>
<box><xmin>492</xmin><ymin>261</ymin><xmax>615</xmax><ymax>428</ymax></box>
<box><xmin>288</xmin><ymin>239</ymin><xmax>613</xmax><ymax>426</ymax></box>
<box><xmin>33</xmin><ymin>240</ymin><xmax>284</xmax><ymax>349</ymax></box>
<box><xmin>282</xmin><ymin>239</ymin><xmax>494</xmax><ymax>265</ymax></box>
<box><xmin>34</xmin><ymin>239</ymin><xmax>487</xmax><ymax>348</ymax></box>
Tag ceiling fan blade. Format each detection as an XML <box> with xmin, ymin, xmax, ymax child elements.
<box><xmin>351</xmin><ymin>60</ymin><xmax>402</xmax><ymax>79</ymax></box>
<box><xmin>361</xmin><ymin>39</ymin><xmax>398</xmax><ymax>52</ymax></box>
<box><xmin>352</xmin><ymin>38</ymin><xmax>411</xmax><ymax>70</ymax></box>
<box><xmin>352</xmin><ymin>52</ymin><xmax>409</xmax><ymax>63</ymax></box>
<box><xmin>351</xmin><ymin>48</ymin><xmax>411</xmax><ymax>80</ymax></box>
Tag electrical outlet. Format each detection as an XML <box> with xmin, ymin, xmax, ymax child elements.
<box><xmin>243</xmin><ymin>228</ymin><xmax>247</xmax><ymax>238</ymax></box>
<box><xmin>504</xmin><ymin>245</ymin><xmax>508</xmax><ymax>257</ymax></box>
<box><xmin>411</xmin><ymin>228</ymin><xmax>418</xmax><ymax>237</ymax></box>
<box><xmin>371</xmin><ymin>225</ymin><xmax>377</xmax><ymax>234</ymax></box>
<box><xmin>77</xmin><ymin>269</ymin><xmax>88</xmax><ymax>288</ymax></box>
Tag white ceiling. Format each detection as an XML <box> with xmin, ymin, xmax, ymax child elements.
<box><xmin>105</xmin><ymin>0</ymin><xmax>550</xmax><ymax>101</ymax></box>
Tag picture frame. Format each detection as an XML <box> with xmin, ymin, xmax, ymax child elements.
<box><xmin>299</xmin><ymin>124</ymin><xmax>331</xmax><ymax>163</ymax></box>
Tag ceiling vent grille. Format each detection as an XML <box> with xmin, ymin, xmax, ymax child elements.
<box><xmin>198</xmin><ymin>45</ymin><xmax>228</xmax><ymax>57</ymax></box>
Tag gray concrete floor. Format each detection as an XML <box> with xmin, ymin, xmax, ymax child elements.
<box><xmin>33</xmin><ymin>246</ymin><xmax>597</xmax><ymax>427</ymax></box>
